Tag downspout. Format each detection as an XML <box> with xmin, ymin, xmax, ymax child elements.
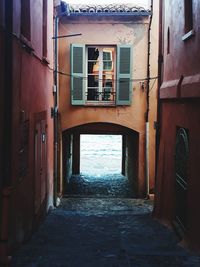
<box><xmin>145</xmin><ymin>0</ymin><xmax>153</xmax><ymax>198</ymax></box>
<box><xmin>53</xmin><ymin>2</ymin><xmax>81</xmax><ymax>206</ymax></box>
<box><xmin>156</xmin><ymin>0</ymin><xmax>163</xmax><ymax>175</ymax></box>
<box><xmin>53</xmin><ymin>15</ymin><xmax>59</xmax><ymax>206</ymax></box>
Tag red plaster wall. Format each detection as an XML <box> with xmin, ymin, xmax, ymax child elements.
<box><xmin>155</xmin><ymin>101</ymin><xmax>200</xmax><ymax>249</ymax></box>
<box><xmin>0</xmin><ymin>0</ymin><xmax>54</xmax><ymax>254</ymax></box>
<box><xmin>160</xmin><ymin>0</ymin><xmax>200</xmax><ymax>99</ymax></box>
<box><xmin>0</xmin><ymin>28</ymin><xmax>5</xmax><ymax>189</ymax></box>
<box><xmin>155</xmin><ymin>0</ymin><xmax>200</xmax><ymax>250</ymax></box>
<box><xmin>9</xmin><ymin>41</ymin><xmax>54</xmax><ymax>247</ymax></box>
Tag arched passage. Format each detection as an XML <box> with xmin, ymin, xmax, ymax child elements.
<box><xmin>61</xmin><ymin>122</ymin><xmax>141</xmax><ymax>197</ymax></box>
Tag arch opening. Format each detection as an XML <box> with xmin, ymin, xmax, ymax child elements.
<box><xmin>61</xmin><ymin>123</ymin><xmax>140</xmax><ymax>197</ymax></box>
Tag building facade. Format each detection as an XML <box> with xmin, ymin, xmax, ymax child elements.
<box><xmin>0</xmin><ymin>0</ymin><xmax>54</xmax><ymax>263</ymax></box>
<box><xmin>55</xmin><ymin>2</ymin><xmax>158</xmax><ymax>198</ymax></box>
<box><xmin>154</xmin><ymin>0</ymin><xmax>200</xmax><ymax>250</ymax></box>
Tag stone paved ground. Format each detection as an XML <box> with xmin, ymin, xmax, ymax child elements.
<box><xmin>11</xmin><ymin>175</ymin><xmax>200</xmax><ymax>267</ymax></box>
<box><xmin>65</xmin><ymin>174</ymin><xmax>135</xmax><ymax>198</ymax></box>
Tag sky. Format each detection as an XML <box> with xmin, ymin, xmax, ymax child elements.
<box><xmin>64</xmin><ymin>0</ymin><xmax>149</xmax><ymax>8</ymax></box>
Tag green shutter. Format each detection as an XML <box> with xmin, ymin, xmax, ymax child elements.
<box><xmin>116</xmin><ymin>45</ymin><xmax>132</xmax><ymax>105</ymax></box>
<box><xmin>70</xmin><ymin>44</ymin><xmax>85</xmax><ymax>105</ymax></box>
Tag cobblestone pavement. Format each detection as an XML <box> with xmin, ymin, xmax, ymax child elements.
<box><xmin>11</xmin><ymin>174</ymin><xmax>200</xmax><ymax>267</ymax></box>
<box><xmin>65</xmin><ymin>174</ymin><xmax>135</xmax><ymax>198</ymax></box>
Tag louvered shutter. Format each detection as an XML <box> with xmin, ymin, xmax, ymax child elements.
<box><xmin>70</xmin><ymin>44</ymin><xmax>85</xmax><ymax>105</ymax></box>
<box><xmin>116</xmin><ymin>45</ymin><xmax>132</xmax><ymax>105</ymax></box>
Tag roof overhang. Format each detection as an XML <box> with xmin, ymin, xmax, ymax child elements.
<box><xmin>56</xmin><ymin>2</ymin><xmax>151</xmax><ymax>20</ymax></box>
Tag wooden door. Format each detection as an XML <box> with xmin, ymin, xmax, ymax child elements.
<box><xmin>34</xmin><ymin>113</ymin><xmax>47</xmax><ymax>214</ymax></box>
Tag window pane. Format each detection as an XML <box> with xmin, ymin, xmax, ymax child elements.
<box><xmin>86</xmin><ymin>46</ymin><xmax>115</xmax><ymax>103</ymax></box>
<box><xmin>21</xmin><ymin>0</ymin><xmax>31</xmax><ymax>40</ymax></box>
<box><xmin>88</xmin><ymin>61</ymin><xmax>99</xmax><ymax>74</ymax></box>
<box><xmin>88</xmin><ymin>47</ymin><xmax>99</xmax><ymax>60</ymax></box>
<box><xmin>103</xmin><ymin>48</ymin><xmax>114</xmax><ymax>59</ymax></box>
<box><xmin>103</xmin><ymin>74</ymin><xmax>113</xmax><ymax>87</ymax></box>
<box><xmin>103</xmin><ymin>51</ymin><xmax>111</xmax><ymax>60</ymax></box>
<box><xmin>87</xmin><ymin>88</ymin><xmax>99</xmax><ymax>101</ymax></box>
<box><xmin>184</xmin><ymin>0</ymin><xmax>193</xmax><ymax>33</ymax></box>
<box><xmin>102</xmin><ymin>74</ymin><xmax>114</xmax><ymax>101</ymax></box>
<box><xmin>102</xmin><ymin>87</ymin><xmax>114</xmax><ymax>101</ymax></box>
<box><xmin>88</xmin><ymin>75</ymin><xmax>99</xmax><ymax>87</ymax></box>
<box><xmin>103</xmin><ymin>61</ymin><xmax>112</xmax><ymax>70</ymax></box>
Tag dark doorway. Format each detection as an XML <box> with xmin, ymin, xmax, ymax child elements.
<box><xmin>34</xmin><ymin>112</ymin><xmax>47</xmax><ymax>215</ymax></box>
<box><xmin>174</xmin><ymin>127</ymin><xmax>189</xmax><ymax>236</ymax></box>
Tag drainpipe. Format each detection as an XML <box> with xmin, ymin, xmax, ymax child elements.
<box><xmin>145</xmin><ymin>0</ymin><xmax>153</xmax><ymax>198</ymax></box>
<box><xmin>53</xmin><ymin>3</ymin><xmax>81</xmax><ymax>206</ymax></box>
<box><xmin>53</xmin><ymin>15</ymin><xmax>59</xmax><ymax>206</ymax></box>
<box><xmin>156</xmin><ymin>0</ymin><xmax>163</xmax><ymax>177</ymax></box>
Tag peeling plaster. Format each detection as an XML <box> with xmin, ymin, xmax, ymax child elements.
<box><xmin>114</xmin><ymin>24</ymin><xmax>147</xmax><ymax>45</ymax></box>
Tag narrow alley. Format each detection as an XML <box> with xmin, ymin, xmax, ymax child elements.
<box><xmin>1</xmin><ymin>0</ymin><xmax>200</xmax><ymax>265</ymax></box>
<box><xmin>11</xmin><ymin>175</ymin><xmax>200</xmax><ymax>267</ymax></box>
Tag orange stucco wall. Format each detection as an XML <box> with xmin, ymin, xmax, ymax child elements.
<box><xmin>59</xmin><ymin>18</ymin><xmax>148</xmax><ymax>132</ymax></box>
<box><xmin>149</xmin><ymin>2</ymin><xmax>159</xmax><ymax>191</ymax></box>
<box><xmin>58</xmin><ymin>11</ymin><xmax>158</xmax><ymax>194</ymax></box>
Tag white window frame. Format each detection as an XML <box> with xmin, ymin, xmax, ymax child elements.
<box><xmin>86</xmin><ymin>45</ymin><xmax>116</xmax><ymax>105</ymax></box>
<box><xmin>70</xmin><ymin>44</ymin><xmax>132</xmax><ymax>106</ymax></box>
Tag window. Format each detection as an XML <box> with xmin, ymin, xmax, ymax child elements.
<box><xmin>70</xmin><ymin>44</ymin><xmax>132</xmax><ymax>106</ymax></box>
<box><xmin>21</xmin><ymin>0</ymin><xmax>31</xmax><ymax>40</ymax></box>
<box><xmin>184</xmin><ymin>0</ymin><xmax>193</xmax><ymax>33</ymax></box>
<box><xmin>167</xmin><ymin>27</ymin><xmax>170</xmax><ymax>54</ymax></box>
<box><xmin>87</xmin><ymin>46</ymin><xmax>115</xmax><ymax>102</ymax></box>
<box><xmin>43</xmin><ymin>0</ymin><xmax>47</xmax><ymax>58</ymax></box>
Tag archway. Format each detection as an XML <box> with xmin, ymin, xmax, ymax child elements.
<box><xmin>62</xmin><ymin>123</ymin><xmax>139</xmax><ymax>197</ymax></box>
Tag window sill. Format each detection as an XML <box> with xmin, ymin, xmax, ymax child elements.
<box><xmin>85</xmin><ymin>101</ymin><xmax>116</xmax><ymax>107</ymax></box>
<box><xmin>182</xmin><ymin>29</ymin><xmax>195</xmax><ymax>41</ymax></box>
<box><xmin>20</xmin><ymin>34</ymin><xmax>34</xmax><ymax>52</ymax></box>
<box><xmin>42</xmin><ymin>57</ymin><xmax>50</xmax><ymax>65</ymax></box>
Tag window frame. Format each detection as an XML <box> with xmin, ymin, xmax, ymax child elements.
<box><xmin>86</xmin><ymin>45</ymin><xmax>116</xmax><ymax>105</ymax></box>
<box><xmin>182</xmin><ymin>0</ymin><xmax>195</xmax><ymax>41</ymax></box>
<box><xmin>70</xmin><ymin>44</ymin><xmax>132</xmax><ymax>106</ymax></box>
<box><xmin>42</xmin><ymin>0</ymin><xmax>48</xmax><ymax>59</ymax></box>
<box><xmin>21</xmin><ymin>0</ymin><xmax>31</xmax><ymax>41</ymax></box>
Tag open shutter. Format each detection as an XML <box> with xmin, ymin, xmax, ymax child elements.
<box><xmin>70</xmin><ymin>44</ymin><xmax>85</xmax><ymax>105</ymax></box>
<box><xmin>116</xmin><ymin>45</ymin><xmax>132</xmax><ymax>105</ymax></box>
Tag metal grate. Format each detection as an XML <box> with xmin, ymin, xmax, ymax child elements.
<box><xmin>86</xmin><ymin>91</ymin><xmax>116</xmax><ymax>102</ymax></box>
<box><xmin>174</xmin><ymin>127</ymin><xmax>189</xmax><ymax>234</ymax></box>
<box><xmin>175</xmin><ymin>128</ymin><xmax>189</xmax><ymax>186</ymax></box>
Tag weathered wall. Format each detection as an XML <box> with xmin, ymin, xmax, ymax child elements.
<box><xmin>58</xmin><ymin>14</ymin><xmax>158</xmax><ymax>195</ymax></box>
<box><xmin>59</xmin><ymin>19</ymin><xmax>148</xmax><ymax>132</ymax></box>
<box><xmin>155</xmin><ymin>101</ymin><xmax>200</xmax><ymax>249</ymax></box>
<box><xmin>0</xmin><ymin>25</ymin><xmax>5</xmax><ymax>191</ymax></box>
<box><xmin>160</xmin><ymin>0</ymin><xmax>200</xmax><ymax>99</ymax></box>
<box><xmin>149</xmin><ymin>1</ymin><xmax>159</xmax><ymax>191</ymax></box>
<box><xmin>125</xmin><ymin>133</ymin><xmax>139</xmax><ymax>196</ymax></box>
<box><xmin>154</xmin><ymin>0</ymin><xmax>200</xmax><ymax>250</ymax></box>
<box><xmin>0</xmin><ymin>0</ymin><xmax>54</xmax><ymax>259</ymax></box>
